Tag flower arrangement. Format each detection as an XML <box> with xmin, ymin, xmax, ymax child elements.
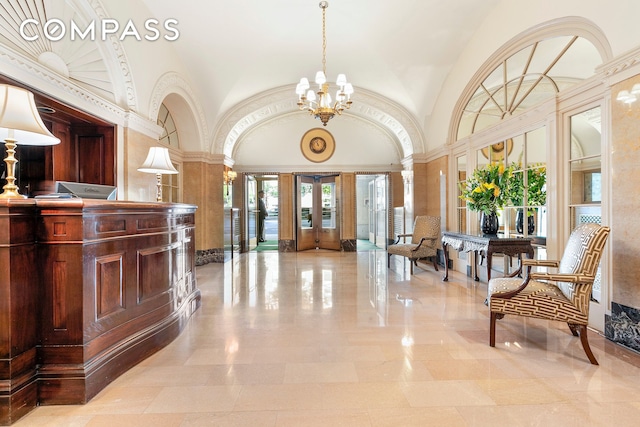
<box><xmin>506</xmin><ymin>163</ymin><xmax>546</xmax><ymax>212</ymax></box>
<box><xmin>459</xmin><ymin>162</ymin><xmax>513</xmax><ymax>215</ymax></box>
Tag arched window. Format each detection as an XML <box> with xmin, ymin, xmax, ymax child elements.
<box><xmin>158</xmin><ymin>103</ymin><xmax>180</xmax><ymax>148</ymax></box>
<box><xmin>157</xmin><ymin>103</ymin><xmax>180</xmax><ymax>202</ymax></box>
<box><xmin>457</xmin><ymin>35</ymin><xmax>601</xmax><ymax>139</ymax></box>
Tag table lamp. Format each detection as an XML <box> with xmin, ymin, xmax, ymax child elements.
<box><xmin>137</xmin><ymin>146</ymin><xmax>178</xmax><ymax>201</ymax></box>
<box><xmin>0</xmin><ymin>84</ymin><xmax>61</xmax><ymax>199</ymax></box>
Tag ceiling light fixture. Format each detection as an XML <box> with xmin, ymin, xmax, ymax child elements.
<box><xmin>295</xmin><ymin>1</ymin><xmax>353</xmax><ymax>126</ymax></box>
<box><xmin>616</xmin><ymin>83</ymin><xmax>640</xmax><ymax>105</ymax></box>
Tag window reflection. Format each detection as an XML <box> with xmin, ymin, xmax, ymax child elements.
<box><xmin>300</xmin><ymin>268</ymin><xmax>334</xmax><ymax>310</ymax></box>
<box><xmin>456</xmin><ymin>155</ymin><xmax>467</xmax><ymax>234</ymax></box>
<box><xmin>569</xmin><ymin>106</ymin><xmax>602</xmax><ymax>302</ymax></box>
<box><xmin>368</xmin><ymin>251</ymin><xmax>388</xmax><ymax>326</ymax></box>
<box><xmin>471</xmin><ymin>126</ymin><xmax>547</xmax><ymax>240</ymax></box>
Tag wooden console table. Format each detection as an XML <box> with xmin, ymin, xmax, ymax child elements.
<box><xmin>441</xmin><ymin>231</ymin><xmax>534</xmax><ymax>282</ymax></box>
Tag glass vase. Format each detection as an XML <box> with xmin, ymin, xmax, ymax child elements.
<box><xmin>516</xmin><ymin>209</ymin><xmax>535</xmax><ymax>234</ymax></box>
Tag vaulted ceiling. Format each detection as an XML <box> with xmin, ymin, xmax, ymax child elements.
<box><xmin>0</xmin><ymin>1</ymin><xmax>607</xmax><ymax>162</ymax></box>
<box><xmin>136</xmin><ymin>0</ymin><xmax>500</xmax><ymax>129</ymax></box>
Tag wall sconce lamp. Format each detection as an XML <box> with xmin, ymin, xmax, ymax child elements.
<box><xmin>616</xmin><ymin>83</ymin><xmax>640</xmax><ymax>105</ymax></box>
<box><xmin>138</xmin><ymin>146</ymin><xmax>178</xmax><ymax>202</ymax></box>
<box><xmin>0</xmin><ymin>84</ymin><xmax>60</xmax><ymax>199</ymax></box>
<box><xmin>223</xmin><ymin>170</ymin><xmax>237</xmax><ymax>195</ymax></box>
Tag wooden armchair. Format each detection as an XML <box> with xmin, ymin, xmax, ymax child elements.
<box><xmin>387</xmin><ymin>215</ymin><xmax>441</xmax><ymax>274</ymax></box>
<box><xmin>487</xmin><ymin>223</ymin><xmax>610</xmax><ymax>364</ymax></box>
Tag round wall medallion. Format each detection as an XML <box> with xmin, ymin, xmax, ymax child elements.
<box><xmin>481</xmin><ymin>138</ymin><xmax>514</xmax><ymax>161</ymax></box>
<box><xmin>300</xmin><ymin>128</ymin><xmax>335</xmax><ymax>163</ymax></box>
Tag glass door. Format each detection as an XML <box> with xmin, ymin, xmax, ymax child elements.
<box><xmin>246</xmin><ymin>175</ymin><xmax>257</xmax><ymax>250</ymax></box>
<box><xmin>296</xmin><ymin>175</ymin><xmax>340</xmax><ymax>251</ymax></box>
<box><xmin>374</xmin><ymin>175</ymin><xmax>387</xmax><ymax>249</ymax></box>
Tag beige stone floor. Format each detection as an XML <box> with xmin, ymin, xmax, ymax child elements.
<box><xmin>16</xmin><ymin>251</ymin><xmax>640</xmax><ymax>426</ymax></box>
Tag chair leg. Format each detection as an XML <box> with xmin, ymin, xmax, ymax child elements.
<box><xmin>567</xmin><ymin>323</ymin><xmax>579</xmax><ymax>337</ymax></box>
<box><xmin>432</xmin><ymin>257</ymin><xmax>438</xmax><ymax>271</ymax></box>
<box><xmin>489</xmin><ymin>311</ymin><xmax>497</xmax><ymax>347</ymax></box>
<box><xmin>410</xmin><ymin>259</ymin><xmax>414</xmax><ymax>274</ymax></box>
<box><xmin>576</xmin><ymin>324</ymin><xmax>599</xmax><ymax>365</ymax></box>
<box><xmin>387</xmin><ymin>253</ymin><xmax>391</xmax><ymax>268</ymax></box>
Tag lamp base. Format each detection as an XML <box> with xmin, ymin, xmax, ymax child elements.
<box><xmin>0</xmin><ymin>190</ymin><xmax>27</xmax><ymax>200</ymax></box>
<box><xmin>155</xmin><ymin>173</ymin><xmax>163</xmax><ymax>202</ymax></box>
<box><xmin>0</xmin><ymin>138</ymin><xmax>27</xmax><ymax>199</ymax></box>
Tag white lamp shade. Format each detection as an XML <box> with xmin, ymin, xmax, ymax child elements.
<box><xmin>307</xmin><ymin>90</ymin><xmax>316</xmax><ymax>102</ymax></box>
<box><xmin>138</xmin><ymin>147</ymin><xmax>179</xmax><ymax>174</ymax></box>
<box><xmin>315</xmin><ymin>71</ymin><xmax>326</xmax><ymax>85</ymax></box>
<box><xmin>617</xmin><ymin>90</ymin><xmax>631</xmax><ymax>102</ymax></box>
<box><xmin>0</xmin><ymin>84</ymin><xmax>60</xmax><ymax>146</ymax></box>
<box><xmin>344</xmin><ymin>83</ymin><xmax>354</xmax><ymax>95</ymax></box>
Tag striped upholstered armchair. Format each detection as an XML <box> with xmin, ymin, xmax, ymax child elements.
<box><xmin>387</xmin><ymin>215</ymin><xmax>441</xmax><ymax>274</ymax></box>
<box><xmin>487</xmin><ymin>223</ymin><xmax>610</xmax><ymax>364</ymax></box>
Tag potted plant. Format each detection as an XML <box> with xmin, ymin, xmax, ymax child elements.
<box><xmin>459</xmin><ymin>162</ymin><xmax>512</xmax><ymax>235</ymax></box>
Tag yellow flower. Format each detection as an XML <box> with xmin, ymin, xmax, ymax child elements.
<box><xmin>458</xmin><ymin>162</ymin><xmax>513</xmax><ymax>215</ymax></box>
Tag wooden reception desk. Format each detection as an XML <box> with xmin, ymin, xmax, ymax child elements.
<box><xmin>0</xmin><ymin>199</ymin><xmax>200</xmax><ymax>425</ymax></box>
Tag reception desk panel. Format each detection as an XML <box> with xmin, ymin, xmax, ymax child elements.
<box><xmin>1</xmin><ymin>200</ymin><xmax>199</xmax><ymax>422</ymax></box>
<box><xmin>0</xmin><ymin>202</ymin><xmax>38</xmax><ymax>424</ymax></box>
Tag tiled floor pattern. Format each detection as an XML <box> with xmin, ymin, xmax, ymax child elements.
<box><xmin>16</xmin><ymin>251</ymin><xmax>640</xmax><ymax>426</ymax></box>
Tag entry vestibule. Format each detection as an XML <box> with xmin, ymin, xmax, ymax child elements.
<box><xmin>231</xmin><ymin>172</ymin><xmax>394</xmax><ymax>254</ymax></box>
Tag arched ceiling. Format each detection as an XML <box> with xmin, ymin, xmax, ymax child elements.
<box><xmin>135</xmin><ymin>0</ymin><xmax>501</xmax><ymax>155</ymax></box>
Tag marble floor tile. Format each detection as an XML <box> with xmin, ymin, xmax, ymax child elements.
<box><xmin>13</xmin><ymin>251</ymin><xmax>640</xmax><ymax>426</ymax></box>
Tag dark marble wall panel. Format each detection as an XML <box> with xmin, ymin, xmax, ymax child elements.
<box><xmin>606</xmin><ymin>302</ymin><xmax>640</xmax><ymax>353</ymax></box>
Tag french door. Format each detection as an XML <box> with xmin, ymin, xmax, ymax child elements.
<box><xmin>368</xmin><ymin>175</ymin><xmax>387</xmax><ymax>249</ymax></box>
<box><xmin>296</xmin><ymin>175</ymin><xmax>341</xmax><ymax>251</ymax></box>
<box><xmin>246</xmin><ymin>175</ymin><xmax>258</xmax><ymax>250</ymax></box>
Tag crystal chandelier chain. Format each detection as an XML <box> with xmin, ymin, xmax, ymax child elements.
<box><xmin>321</xmin><ymin>2</ymin><xmax>327</xmax><ymax>78</ymax></box>
<box><xmin>295</xmin><ymin>1</ymin><xmax>353</xmax><ymax>126</ymax></box>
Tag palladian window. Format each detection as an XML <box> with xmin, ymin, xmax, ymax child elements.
<box><xmin>455</xmin><ymin>33</ymin><xmax>603</xmax><ymax>241</ymax></box>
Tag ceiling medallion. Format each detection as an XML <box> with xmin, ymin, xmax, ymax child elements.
<box><xmin>295</xmin><ymin>1</ymin><xmax>354</xmax><ymax>126</ymax></box>
<box><xmin>300</xmin><ymin>128</ymin><xmax>335</xmax><ymax>163</ymax></box>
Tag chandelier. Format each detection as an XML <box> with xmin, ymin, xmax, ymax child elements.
<box><xmin>295</xmin><ymin>1</ymin><xmax>353</xmax><ymax>126</ymax></box>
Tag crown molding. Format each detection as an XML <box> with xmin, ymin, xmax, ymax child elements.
<box><xmin>182</xmin><ymin>152</ymin><xmax>226</xmax><ymax>165</ymax></box>
<box><xmin>232</xmin><ymin>164</ymin><xmax>403</xmax><ymax>174</ymax></box>
<box><xmin>598</xmin><ymin>45</ymin><xmax>640</xmax><ymax>85</ymax></box>
<box><xmin>124</xmin><ymin>112</ymin><xmax>163</xmax><ymax>139</ymax></box>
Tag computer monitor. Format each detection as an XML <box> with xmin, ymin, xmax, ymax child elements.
<box><xmin>54</xmin><ymin>181</ymin><xmax>117</xmax><ymax>200</ymax></box>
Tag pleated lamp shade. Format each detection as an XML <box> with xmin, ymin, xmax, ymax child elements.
<box><xmin>0</xmin><ymin>84</ymin><xmax>60</xmax><ymax>145</ymax></box>
<box><xmin>138</xmin><ymin>147</ymin><xmax>178</xmax><ymax>174</ymax></box>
